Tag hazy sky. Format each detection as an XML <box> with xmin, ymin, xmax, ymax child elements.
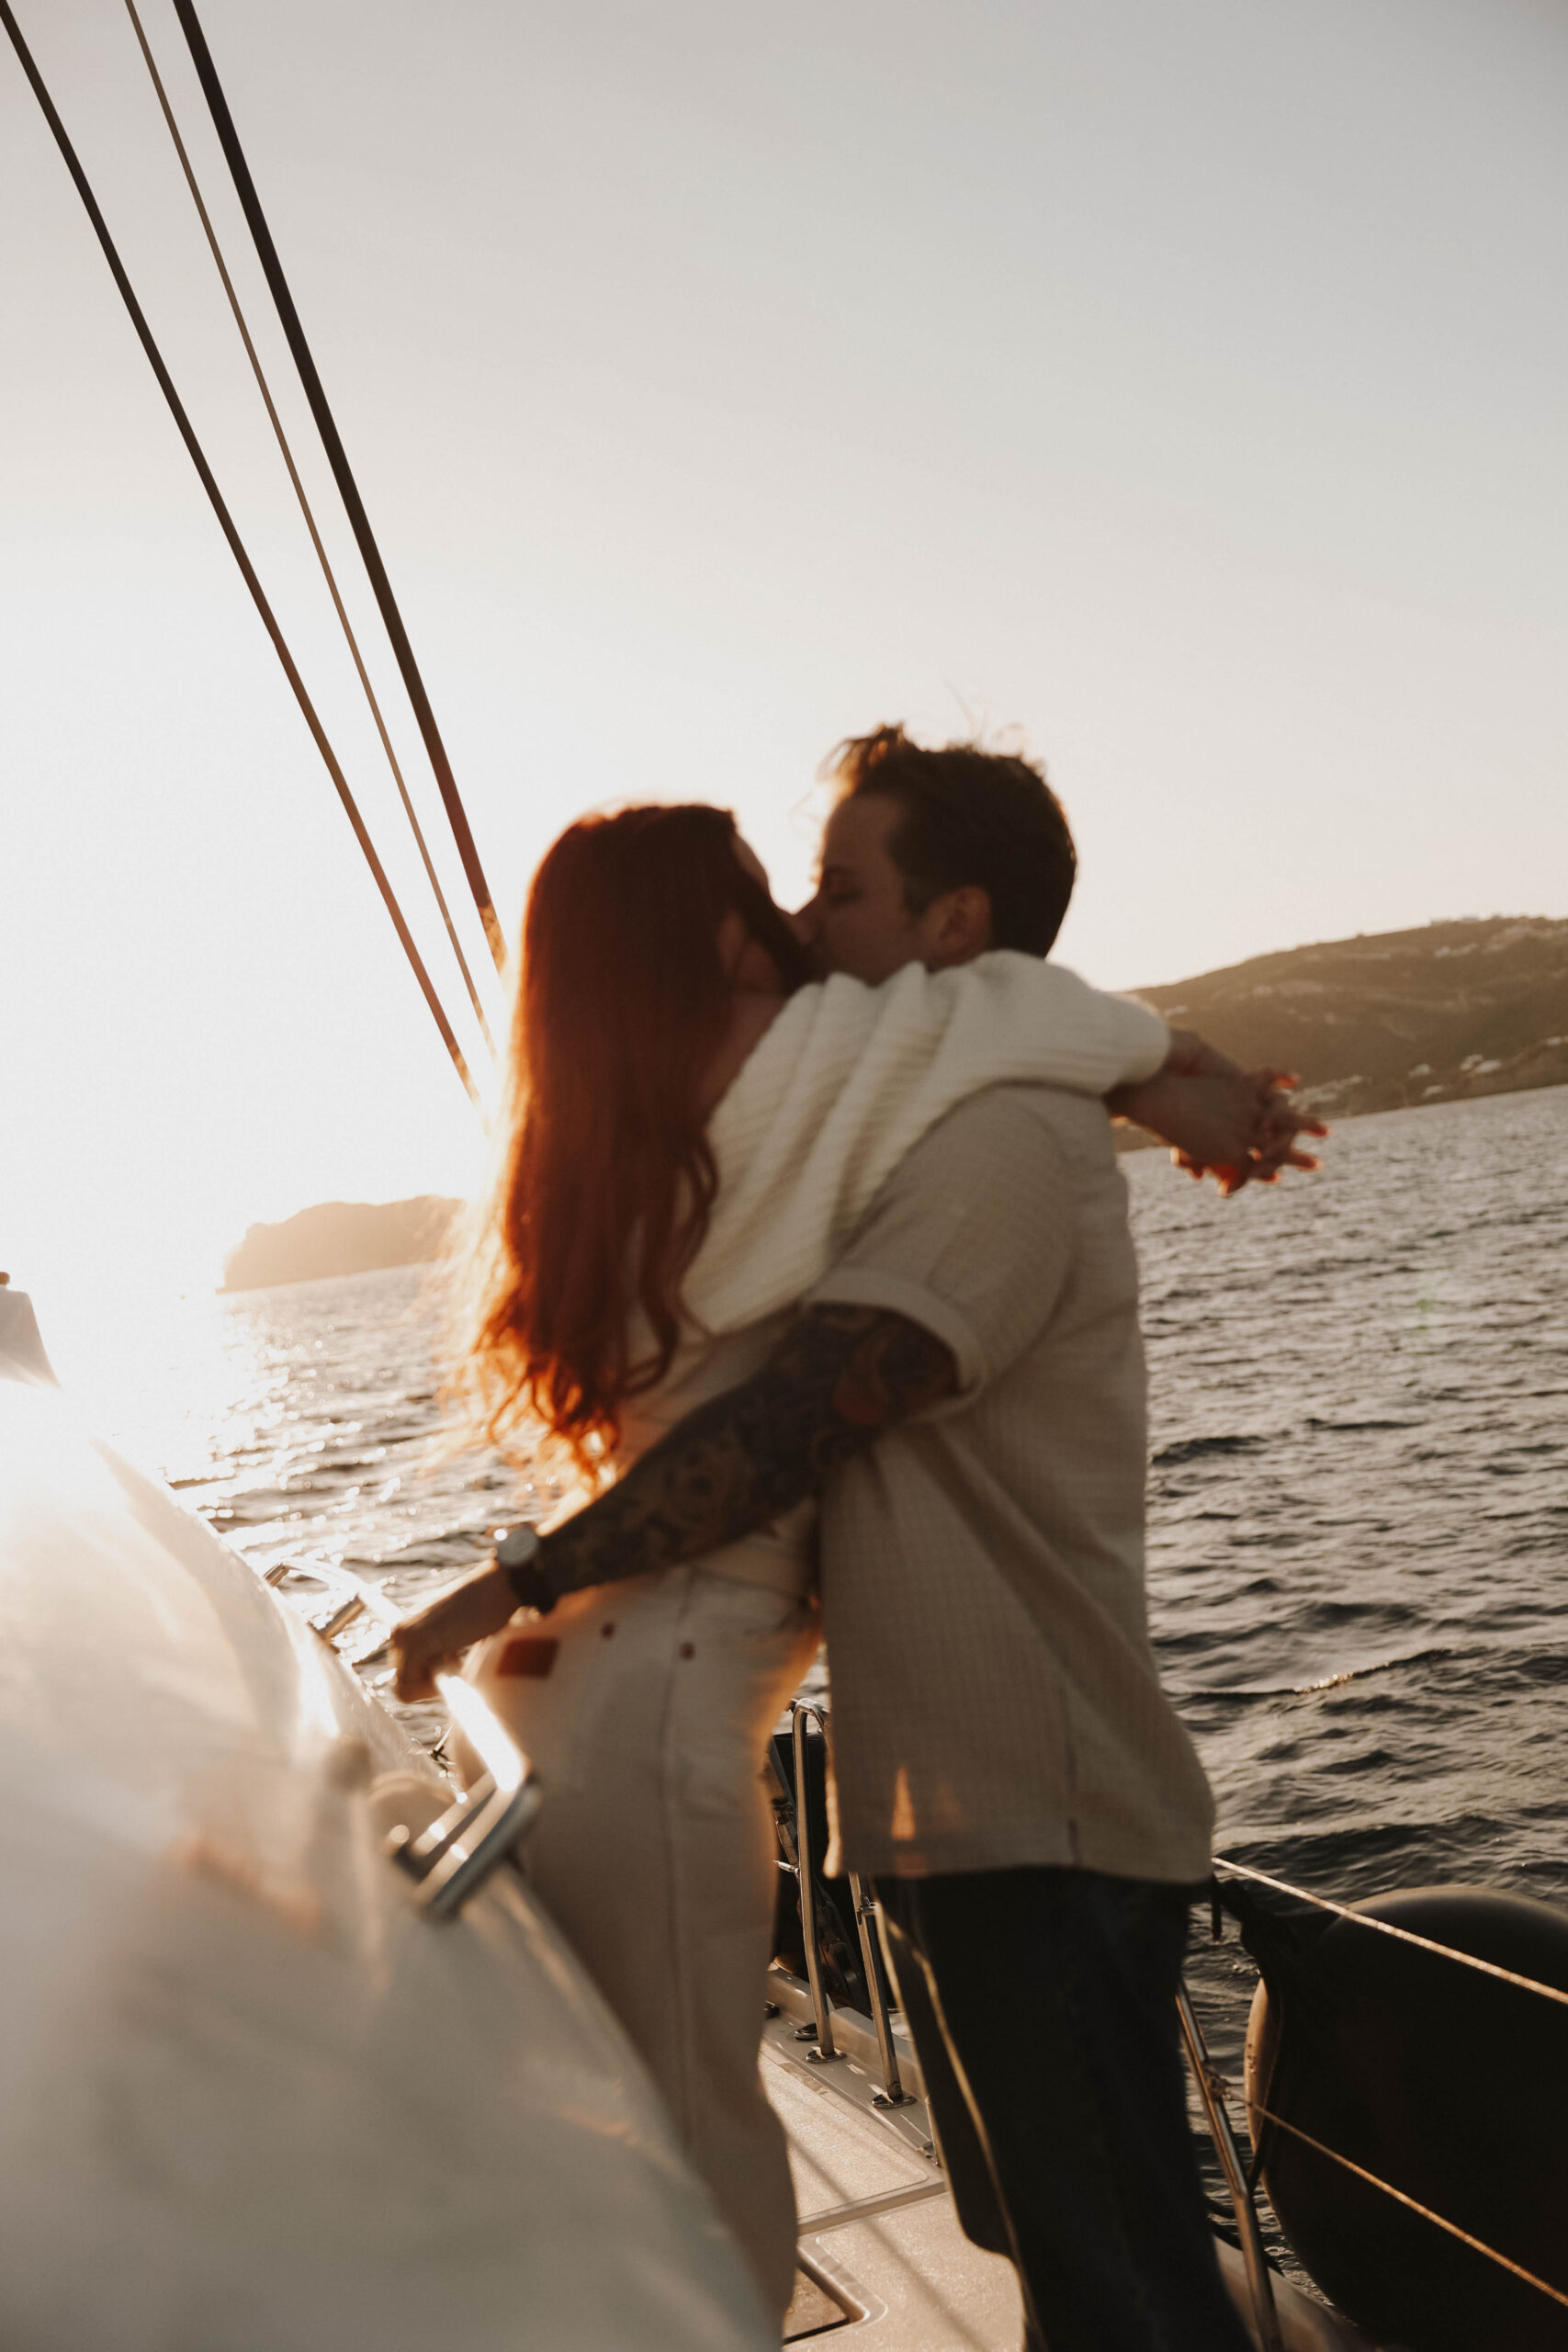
<box><xmin>5</xmin><ymin>0</ymin><xmax>1566</xmax><ymax>1320</ymax></box>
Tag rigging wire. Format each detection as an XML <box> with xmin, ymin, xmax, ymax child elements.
<box><xmin>0</xmin><ymin>0</ymin><xmax>480</xmax><ymax>1109</ymax></box>
<box><xmin>120</xmin><ymin>0</ymin><xmax>494</xmax><ymax>1055</ymax></box>
<box><xmin>168</xmin><ymin>0</ymin><xmax>509</xmax><ymax>978</ymax></box>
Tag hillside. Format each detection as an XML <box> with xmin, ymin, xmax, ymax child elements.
<box><xmin>220</xmin><ymin>918</ymin><xmax>1565</xmax><ymax>1285</ymax></box>
<box><xmin>1135</xmin><ymin>916</ymin><xmax>1568</xmax><ymax>1121</ymax></box>
<box><xmin>220</xmin><ymin>1196</ymin><xmax>465</xmax><ymax>1294</ymax></box>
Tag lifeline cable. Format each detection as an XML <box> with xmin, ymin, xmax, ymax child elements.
<box><xmin>1213</xmin><ymin>1856</ymin><xmax>1568</xmax><ymax>2011</ymax></box>
<box><xmin>0</xmin><ymin>0</ymin><xmax>479</xmax><ymax>1108</ymax></box>
<box><xmin>121</xmin><ymin>0</ymin><xmax>495</xmax><ymax>1054</ymax></box>
<box><xmin>169</xmin><ymin>0</ymin><xmax>508</xmax><ymax>976</ymax></box>
<box><xmin>1246</xmin><ymin>2098</ymin><xmax>1568</xmax><ymax>2311</ymax></box>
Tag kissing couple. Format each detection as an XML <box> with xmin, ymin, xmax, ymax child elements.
<box><xmin>393</xmin><ymin>725</ymin><xmax>1320</xmax><ymax>2350</ymax></box>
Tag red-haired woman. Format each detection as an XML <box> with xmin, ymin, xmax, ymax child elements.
<box><xmin>400</xmin><ymin>804</ymin><xmax>1268</xmax><ymax>2318</ymax></box>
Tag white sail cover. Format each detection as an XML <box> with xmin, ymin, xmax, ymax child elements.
<box><xmin>0</xmin><ymin>1307</ymin><xmax>773</xmax><ymax>2352</ymax></box>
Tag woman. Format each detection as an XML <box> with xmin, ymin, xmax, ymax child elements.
<box><xmin>396</xmin><ymin>803</ymin><xmax>1280</xmax><ymax>2315</ymax></box>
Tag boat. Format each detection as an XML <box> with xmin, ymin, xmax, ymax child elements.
<box><xmin>0</xmin><ymin>1283</ymin><xmax>774</xmax><ymax>2351</ymax></box>
<box><xmin>6</xmin><ymin>13</ymin><xmax>1567</xmax><ymax>2346</ymax></box>
<box><xmin>1</xmin><ymin>1284</ymin><xmax>1366</xmax><ymax>2349</ymax></box>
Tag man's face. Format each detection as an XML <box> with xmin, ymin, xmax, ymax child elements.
<box><xmin>795</xmin><ymin>794</ymin><xmax>930</xmax><ymax>984</ymax></box>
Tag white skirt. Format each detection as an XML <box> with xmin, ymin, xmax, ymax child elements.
<box><xmin>467</xmin><ymin>1558</ymin><xmax>820</xmax><ymax>2318</ymax></box>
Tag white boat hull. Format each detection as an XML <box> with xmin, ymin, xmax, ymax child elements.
<box><xmin>0</xmin><ymin>1318</ymin><xmax>773</xmax><ymax>2352</ymax></box>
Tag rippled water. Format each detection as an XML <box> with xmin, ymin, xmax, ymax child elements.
<box><xmin>1139</xmin><ymin>1083</ymin><xmax>1568</xmax><ymax>1911</ymax></box>
<box><xmin>58</xmin><ymin>1082</ymin><xmax>1568</xmax><ymax>2245</ymax></box>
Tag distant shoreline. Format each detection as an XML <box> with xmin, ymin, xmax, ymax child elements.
<box><xmin>220</xmin><ymin>912</ymin><xmax>1567</xmax><ymax>1290</ymax></box>
<box><xmin>220</xmin><ymin>1196</ymin><xmax>465</xmax><ymax>1295</ymax></box>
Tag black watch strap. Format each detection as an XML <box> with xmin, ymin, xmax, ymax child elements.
<box><xmin>494</xmin><ymin>1522</ymin><xmax>556</xmax><ymax>1615</ymax></box>
<box><xmin>504</xmin><ymin>1556</ymin><xmax>557</xmax><ymax>1616</ymax></box>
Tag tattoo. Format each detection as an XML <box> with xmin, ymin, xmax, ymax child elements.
<box><xmin>536</xmin><ymin>1304</ymin><xmax>956</xmax><ymax>1601</ymax></box>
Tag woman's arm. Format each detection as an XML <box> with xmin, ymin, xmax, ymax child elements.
<box><xmin>690</xmin><ymin>953</ymin><xmax>1167</xmax><ymax>1333</ymax></box>
<box><xmin>692</xmin><ymin>962</ymin><xmax>1315</xmax><ymax>1331</ymax></box>
<box><xmin>390</xmin><ymin>1302</ymin><xmax>953</xmax><ymax>1702</ymax></box>
<box><xmin>1113</xmin><ymin>1031</ymin><xmax>1326</xmax><ymax>1191</ymax></box>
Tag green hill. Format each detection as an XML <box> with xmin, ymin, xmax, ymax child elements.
<box><xmin>1135</xmin><ymin>915</ymin><xmax>1568</xmax><ymax>1120</ymax></box>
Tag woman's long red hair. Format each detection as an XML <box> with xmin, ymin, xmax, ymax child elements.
<box><xmin>452</xmin><ymin>804</ymin><xmax>808</xmax><ymax>1481</ymax></box>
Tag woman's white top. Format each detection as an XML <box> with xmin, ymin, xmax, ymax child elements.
<box><xmin>687</xmin><ymin>951</ymin><xmax>1166</xmax><ymax>1333</ymax></box>
<box><xmin>605</xmin><ymin>954</ymin><xmax>1166</xmax><ymax>1601</ymax></box>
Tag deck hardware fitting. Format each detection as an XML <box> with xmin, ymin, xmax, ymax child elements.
<box><xmin>383</xmin><ymin>1672</ymin><xmax>541</xmax><ymax>1920</ymax></box>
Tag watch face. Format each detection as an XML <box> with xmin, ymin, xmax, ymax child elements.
<box><xmin>496</xmin><ymin>1524</ymin><xmax>538</xmax><ymax>1568</ymax></box>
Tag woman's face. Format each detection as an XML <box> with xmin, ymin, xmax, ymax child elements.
<box><xmin>717</xmin><ymin>837</ymin><xmax>791</xmax><ymax>993</ymax></box>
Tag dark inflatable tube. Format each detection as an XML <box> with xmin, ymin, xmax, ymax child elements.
<box><xmin>1234</xmin><ymin>1883</ymin><xmax>1568</xmax><ymax>2352</ymax></box>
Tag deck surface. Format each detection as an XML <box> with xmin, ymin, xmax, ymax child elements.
<box><xmin>763</xmin><ymin>2015</ymin><xmax>1025</xmax><ymax>2349</ymax></box>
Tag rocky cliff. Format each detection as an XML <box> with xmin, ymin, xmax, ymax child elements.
<box><xmin>220</xmin><ymin>1196</ymin><xmax>466</xmax><ymax>1294</ymax></box>
<box><xmin>1135</xmin><ymin>915</ymin><xmax>1568</xmax><ymax>1120</ymax></box>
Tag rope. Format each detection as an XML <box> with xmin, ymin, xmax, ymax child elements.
<box><xmin>1213</xmin><ymin>1858</ymin><xmax>1568</xmax><ymax>2012</ymax></box>
<box><xmin>120</xmin><ymin>0</ymin><xmax>495</xmax><ymax>1055</ymax></box>
<box><xmin>1248</xmin><ymin>2099</ymin><xmax>1568</xmax><ymax>2311</ymax></box>
<box><xmin>169</xmin><ymin>0</ymin><xmax>508</xmax><ymax>978</ymax></box>
<box><xmin>0</xmin><ymin>0</ymin><xmax>479</xmax><ymax>1108</ymax></box>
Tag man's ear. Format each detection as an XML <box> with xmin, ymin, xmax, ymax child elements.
<box><xmin>919</xmin><ymin>884</ymin><xmax>993</xmax><ymax>968</ymax></box>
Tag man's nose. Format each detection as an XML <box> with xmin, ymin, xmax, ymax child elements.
<box><xmin>788</xmin><ymin>899</ymin><xmax>818</xmax><ymax>947</ymax></box>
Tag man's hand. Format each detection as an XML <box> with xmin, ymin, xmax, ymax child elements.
<box><xmin>390</xmin><ymin>1559</ymin><xmax>517</xmax><ymax>1703</ymax></box>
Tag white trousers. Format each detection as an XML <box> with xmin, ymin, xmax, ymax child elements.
<box><xmin>470</xmin><ymin>1563</ymin><xmax>820</xmax><ymax>2319</ymax></box>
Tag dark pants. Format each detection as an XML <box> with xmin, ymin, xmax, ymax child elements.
<box><xmin>874</xmin><ymin>1866</ymin><xmax>1254</xmax><ymax>2352</ymax></box>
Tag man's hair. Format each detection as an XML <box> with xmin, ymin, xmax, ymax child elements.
<box><xmin>826</xmin><ymin>724</ymin><xmax>1077</xmax><ymax>956</ymax></box>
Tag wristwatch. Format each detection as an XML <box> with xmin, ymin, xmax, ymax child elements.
<box><xmin>494</xmin><ymin>1521</ymin><xmax>557</xmax><ymax>1615</ymax></box>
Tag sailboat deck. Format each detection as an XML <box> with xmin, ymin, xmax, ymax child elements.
<box><xmin>765</xmin><ymin>2014</ymin><xmax>1025</xmax><ymax>2348</ymax></box>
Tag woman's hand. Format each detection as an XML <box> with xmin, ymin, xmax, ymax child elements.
<box><xmin>1114</xmin><ymin>1063</ymin><xmax>1328</xmax><ymax>1195</ymax></box>
<box><xmin>1113</xmin><ymin>1067</ymin><xmax>1263</xmax><ymax>1173</ymax></box>
<box><xmin>389</xmin><ymin>1560</ymin><xmax>518</xmax><ymax>1703</ymax></box>
<box><xmin>1169</xmin><ymin>1068</ymin><xmax>1328</xmax><ymax>1194</ymax></box>
<box><xmin>1235</xmin><ymin>1081</ymin><xmax>1329</xmax><ymax>1187</ymax></box>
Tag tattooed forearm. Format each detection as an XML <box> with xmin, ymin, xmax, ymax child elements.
<box><xmin>535</xmin><ymin>1303</ymin><xmax>956</xmax><ymax>1602</ymax></box>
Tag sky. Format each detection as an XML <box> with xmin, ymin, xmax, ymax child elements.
<box><xmin>4</xmin><ymin>0</ymin><xmax>1567</xmax><ymax>1325</ymax></box>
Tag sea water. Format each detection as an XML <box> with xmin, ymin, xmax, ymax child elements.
<box><xmin>51</xmin><ymin>1082</ymin><xmax>1568</xmax><ymax>2251</ymax></box>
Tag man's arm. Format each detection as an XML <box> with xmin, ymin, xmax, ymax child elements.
<box><xmin>390</xmin><ymin>1304</ymin><xmax>955</xmax><ymax>1701</ymax></box>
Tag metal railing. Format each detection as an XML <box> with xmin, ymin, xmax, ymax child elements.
<box><xmin>382</xmin><ymin>1670</ymin><xmax>541</xmax><ymax>1922</ymax></box>
<box><xmin>1176</xmin><ymin>1984</ymin><xmax>1283</xmax><ymax>2351</ymax></box>
<box><xmin>790</xmin><ymin>1702</ymin><xmax>840</xmax><ymax>2061</ymax></box>
<box><xmin>787</xmin><ymin>1701</ymin><xmax>914</xmax><ymax>2108</ymax></box>
<box><xmin>259</xmin><ymin>1557</ymin><xmax>541</xmax><ymax>1922</ymax></box>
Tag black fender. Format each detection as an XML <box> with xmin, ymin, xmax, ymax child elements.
<box><xmin>1233</xmin><ymin>1881</ymin><xmax>1568</xmax><ymax>2352</ymax></box>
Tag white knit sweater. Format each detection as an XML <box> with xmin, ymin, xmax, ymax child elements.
<box><xmin>683</xmin><ymin>952</ymin><xmax>1166</xmax><ymax>1335</ymax></box>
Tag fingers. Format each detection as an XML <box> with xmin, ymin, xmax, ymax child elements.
<box><xmin>389</xmin><ymin>1623</ymin><xmax>453</xmax><ymax>1705</ymax></box>
<box><xmin>389</xmin><ymin>1640</ymin><xmax>431</xmax><ymax>1704</ymax></box>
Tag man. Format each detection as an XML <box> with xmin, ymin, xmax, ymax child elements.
<box><xmin>785</xmin><ymin>731</ymin><xmax>1264</xmax><ymax>2350</ymax></box>
<box><xmin>395</xmin><ymin>729</ymin><xmax>1312</xmax><ymax>2348</ymax></box>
